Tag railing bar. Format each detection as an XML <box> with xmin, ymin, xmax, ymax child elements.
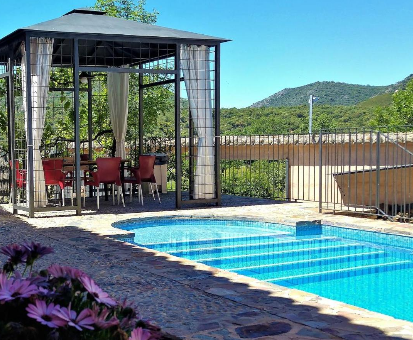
<box><xmin>348</xmin><ymin>129</ymin><xmax>351</xmax><ymax>212</ymax></box>
<box><xmin>355</xmin><ymin>128</ymin><xmax>358</xmax><ymax>212</ymax></box>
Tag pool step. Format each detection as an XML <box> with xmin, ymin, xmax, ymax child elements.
<box><xmin>230</xmin><ymin>251</ymin><xmax>385</xmax><ymax>272</ymax></box>
<box><xmin>167</xmin><ymin>236</ymin><xmax>348</xmax><ymax>260</ymax></box>
<box><xmin>267</xmin><ymin>260</ymin><xmax>413</xmax><ymax>287</ymax></box>
<box><xmin>203</xmin><ymin>245</ymin><xmax>380</xmax><ymax>269</ymax></box>
<box><xmin>139</xmin><ymin>232</ymin><xmax>292</xmax><ymax>252</ymax></box>
<box><xmin>236</xmin><ymin>254</ymin><xmax>413</xmax><ymax>284</ymax></box>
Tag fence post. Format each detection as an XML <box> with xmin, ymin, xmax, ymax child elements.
<box><xmin>376</xmin><ymin>131</ymin><xmax>381</xmax><ymax>214</ymax></box>
<box><xmin>285</xmin><ymin>158</ymin><xmax>289</xmax><ymax>200</ymax></box>
<box><xmin>318</xmin><ymin>131</ymin><xmax>323</xmax><ymax>213</ymax></box>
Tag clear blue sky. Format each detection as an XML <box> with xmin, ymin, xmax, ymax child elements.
<box><xmin>1</xmin><ymin>0</ymin><xmax>413</xmax><ymax>108</ymax></box>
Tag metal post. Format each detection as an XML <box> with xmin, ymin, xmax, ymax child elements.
<box><xmin>215</xmin><ymin>44</ymin><xmax>222</xmax><ymax>206</ymax></box>
<box><xmin>175</xmin><ymin>44</ymin><xmax>182</xmax><ymax>208</ymax></box>
<box><xmin>318</xmin><ymin>131</ymin><xmax>323</xmax><ymax>213</ymax></box>
<box><xmin>309</xmin><ymin>94</ymin><xmax>313</xmax><ymax>134</ymax></box>
<box><xmin>87</xmin><ymin>77</ymin><xmax>93</xmax><ymax>160</ymax></box>
<box><xmin>285</xmin><ymin>158</ymin><xmax>289</xmax><ymax>200</ymax></box>
<box><xmin>87</xmin><ymin>76</ymin><xmax>93</xmax><ymax>198</ymax></box>
<box><xmin>7</xmin><ymin>56</ymin><xmax>17</xmax><ymax>214</ymax></box>
<box><xmin>25</xmin><ymin>35</ymin><xmax>34</xmax><ymax>218</ymax></box>
<box><xmin>376</xmin><ymin>131</ymin><xmax>381</xmax><ymax>213</ymax></box>
<box><xmin>189</xmin><ymin>110</ymin><xmax>194</xmax><ymax>199</ymax></box>
<box><xmin>138</xmin><ymin>66</ymin><xmax>143</xmax><ymax>156</ymax></box>
<box><xmin>73</xmin><ymin>39</ymin><xmax>82</xmax><ymax>215</ymax></box>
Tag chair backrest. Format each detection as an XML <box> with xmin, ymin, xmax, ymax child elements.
<box><xmin>9</xmin><ymin>160</ymin><xmax>25</xmax><ymax>188</ymax></box>
<box><xmin>96</xmin><ymin>157</ymin><xmax>122</xmax><ymax>185</ymax></box>
<box><xmin>138</xmin><ymin>155</ymin><xmax>156</xmax><ymax>181</ymax></box>
<box><xmin>130</xmin><ymin>167</ymin><xmax>142</xmax><ymax>183</ymax></box>
<box><xmin>42</xmin><ymin>159</ymin><xmax>66</xmax><ymax>188</ymax></box>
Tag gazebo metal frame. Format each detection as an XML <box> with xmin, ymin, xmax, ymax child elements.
<box><xmin>0</xmin><ymin>8</ymin><xmax>228</xmax><ymax>217</ymax></box>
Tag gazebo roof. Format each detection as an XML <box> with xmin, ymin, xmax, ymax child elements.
<box><xmin>0</xmin><ymin>9</ymin><xmax>228</xmax><ymax>46</ymax></box>
<box><xmin>0</xmin><ymin>9</ymin><xmax>229</xmax><ymax>66</ymax></box>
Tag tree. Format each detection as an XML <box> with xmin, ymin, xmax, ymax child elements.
<box><xmin>94</xmin><ymin>0</ymin><xmax>158</xmax><ymax>24</ymax></box>
<box><xmin>42</xmin><ymin>1</ymin><xmax>170</xmax><ymax>159</ymax></box>
<box><xmin>370</xmin><ymin>79</ymin><xmax>413</xmax><ymax>130</ymax></box>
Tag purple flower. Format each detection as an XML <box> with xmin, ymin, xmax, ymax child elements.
<box><xmin>26</xmin><ymin>300</ymin><xmax>67</xmax><ymax>328</ymax></box>
<box><xmin>23</xmin><ymin>242</ymin><xmax>53</xmax><ymax>265</ymax></box>
<box><xmin>90</xmin><ymin>305</ymin><xmax>119</xmax><ymax>329</ymax></box>
<box><xmin>0</xmin><ymin>272</ymin><xmax>8</xmax><ymax>289</ymax></box>
<box><xmin>79</xmin><ymin>276</ymin><xmax>117</xmax><ymax>307</ymax></box>
<box><xmin>129</xmin><ymin>328</ymin><xmax>151</xmax><ymax>340</ymax></box>
<box><xmin>0</xmin><ymin>244</ymin><xmax>28</xmax><ymax>266</ymax></box>
<box><xmin>48</xmin><ymin>264</ymin><xmax>85</xmax><ymax>280</ymax></box>
<box><xmin>52</xmin><ymin>304</ymin><xmax>94</xmax><ymax>331</ymax></box>
<box><xmin>37</xmin><ymin>286</ymin><xmax>57</xmax><ymax>298</ymax></box>
<box><xmin>27</xmin><ymin>274</ymin><xmax>48</xmax><ymax>287</ymax></box>
<box><xmin>0</xmin><ymin>277</ymin><xmax>38</xmax><ymax>303</ymax></box>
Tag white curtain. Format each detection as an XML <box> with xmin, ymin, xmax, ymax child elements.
<box><xmin>180</xmin><ymin>45</ymin><xmax>215</xmax><ymax>199</ymax></box>
<box><xmin>108</xmin><ymin>73</ymin><xmax>129</xmax><ymax>159</ymax></box>
<box><xmin>21</xmin><ymin>37</ymin><xmax>54</xmax><ymax>207</ymax></box>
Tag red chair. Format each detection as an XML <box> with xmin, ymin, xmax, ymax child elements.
<box><xmin>84</xmin><ymin>157</ymin><xmax>125</xmax><ymax>210</ymax></box>
<box><xmin>122</xmin><ymin>167</ymin><xmax>143</xmax><ymax>204</ymax></box>
<box><xmin>136</xmin><ymin>155</ymin><xmax>160</xmax><ymax>204</ymax></box>
<box><xmin>9</xmin><ymin>160</ymin><xmax>26</xmax><ymax>204</ymax></box>
<box><xmin>42</xmin><ymin>159</ymin><xmax>73</xmax><ymax>206</ymax></box>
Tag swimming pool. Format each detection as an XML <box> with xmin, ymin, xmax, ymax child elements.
<box><xmin>115</xmin><ymin>218</ymin><xmax>413</xmax><ymax>322</ymax></box>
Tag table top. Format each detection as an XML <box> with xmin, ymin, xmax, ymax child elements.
<box><xmin>61</xmin><ymin>159</ymin><xmax>130</xmax><ymax>165</ymax></box>
<box><xmin>60</xmin><ymin>159</ymin><xmax>131</xmax><ymax>170</ymax></box>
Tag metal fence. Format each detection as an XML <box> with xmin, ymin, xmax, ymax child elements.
<box><xmin>218</xmin><ymin>129</ymin><xmax>413</xmax><ymax>221</ymax></box>
<box><xmin>320</xmin><ymin>128</ymin><xmax>413</xmax><ymax>221</ymax></box>
<box><xmin>2</xmin><ymin>128</ymin><xmax>413</xmax><ymax>222</ymax></box>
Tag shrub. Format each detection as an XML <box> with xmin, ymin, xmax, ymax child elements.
<box><xmin>0</xmin><ymin>242</ymin><xmax>170</xmax><ymax>340</ymax></box>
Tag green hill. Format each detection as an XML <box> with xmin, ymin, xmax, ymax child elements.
<box><xmin>251</xmin><ymin>75</ymin><xmax>413</xmax><ymax>108</ymax></box>
<box><xmin>149</xmin><ymin>75</ymin><xmax>413</xmax><ymax>136</ymax></box>
<box><xmin>220</xmin><ymin>105</ymin><xmax>376</xmax><ymax>135</ymax></box>
<box><xmin>356</xmin><ymin>93</ymin><xmax>393</xmax><ymax>108</ymax></box>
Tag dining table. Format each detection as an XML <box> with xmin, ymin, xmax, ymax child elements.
<box><xmin>62</xmin><ymin>158</ymin><xmax>131</xmax><ymax>201</ymax></box>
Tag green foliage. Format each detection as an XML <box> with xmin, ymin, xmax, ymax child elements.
<box><xmin>94</xmin><ymin>0</ymin><xmax>158</xmax><ymax>23</ymax></box>
<box><xmin>219</xmin><ymin>105</ymin><xmax>373</xmax><ymax>135</ymax></box>
<box><xmin>221</xmin><ymin>160</ymin><xmax>286</xmax><ymax>199</ymax></box>
<box><xmin>356</xmin><ymin>93</ymin><xmax>393</xmax><ymax>108</ymax></box>
<box><xmin>370</xmin><ymin>79</ymin><xmax>413</xmax><ymax>130</ymax></box>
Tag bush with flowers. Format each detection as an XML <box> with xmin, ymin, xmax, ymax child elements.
<box><xmin>0</xmin><ymin>242</ymin><xmax>175</xmax><ymax>340</ymax></box>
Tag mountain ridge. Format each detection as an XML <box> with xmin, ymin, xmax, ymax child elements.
<box><xmin>250</xmin><ymin>74</ymin><xmax>413</xmax><ymax>108</ymax></box>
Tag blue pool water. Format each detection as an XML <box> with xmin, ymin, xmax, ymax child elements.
<box><xmin>115</xmin><ymin>218</ymin><xmax>413</xmax><ymax>322</ymax></box>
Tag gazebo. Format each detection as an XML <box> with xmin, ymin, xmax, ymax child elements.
<box><xmin>0</xmin><ymin>8</ymin><xmax>228</xmax><ymax>217</ymax></box>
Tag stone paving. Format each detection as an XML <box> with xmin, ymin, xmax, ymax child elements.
<box><xmin>1</xmin><ymin>194</ymin><xmax>413</xmax><ymax>339</ymax></box>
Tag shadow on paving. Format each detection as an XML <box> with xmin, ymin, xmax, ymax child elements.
<box><xmin>0</xmin><ymin>207</ymin><xmax>410</xmax><ymax>340</ymax></box>
<box><xmin>9</xmin><ymin>192</ymin><xmax>290</xmax><ymax>219</ymax></box>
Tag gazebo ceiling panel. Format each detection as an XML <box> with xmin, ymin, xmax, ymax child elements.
<box><xmin>53</xmin><ymin>38</ymin><xmax>175</xmax><ymax>67</ymax></box>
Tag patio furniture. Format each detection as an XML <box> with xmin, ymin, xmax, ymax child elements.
<box><xmin>84</xmin><ymin>157</ymin><xmax>125</xmax><ymax>210</ymax></box>
<box><xmin>62</xmin><ymin>157</ymin><xmax>88</xmax><ymax>207</ymax></box>
<box><xmin>136</xmin><ymin>155</ymin><xmax>161</xmax><ymax>204</ymax></box>
<box><xmin>122</xmin><ymin>167</ymin><xmax>143</xmax><ymax>204</ymax></box>
<box><xmin>9</xmin><ymin>160</ymin><xmax>26</xmax><ymax>204</ymax></box>
<box><xmin>42</xmin><ymin>159</ymin><xmax>73</xmax><ymax>206</ymax></box>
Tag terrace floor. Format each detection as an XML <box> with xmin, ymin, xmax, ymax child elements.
<box><xmin>1</xmin><ymin>194</ymin><xmax>413</xmax><ymax>340</ymax></box>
